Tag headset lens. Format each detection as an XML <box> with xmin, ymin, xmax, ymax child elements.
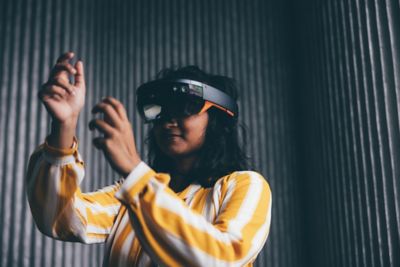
<box><xmin>140</xmin><ymin>96</ymin><xmax>205</xmax><ymax>121</ymax></box>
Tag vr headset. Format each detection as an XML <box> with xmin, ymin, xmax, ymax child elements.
<box><xmin>136</xmin><ymin>78</ymin><xmax>238</xmax><ymax>122</ymax></box>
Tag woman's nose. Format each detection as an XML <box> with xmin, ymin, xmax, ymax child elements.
<box><xmin>161</xmin><ymin>116</ymin><xmax>179</xmax><ymax>128</ymax></box>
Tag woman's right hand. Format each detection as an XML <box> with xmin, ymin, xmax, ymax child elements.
<box><xmin>38</xmin><ymin>52</ymin><xmax>86</xmax><ymax>148</ymax></box>
<box><xmin>38</xmin><ymin>52</ymin><xmax>86</xmax><ymax>125</ymax></box>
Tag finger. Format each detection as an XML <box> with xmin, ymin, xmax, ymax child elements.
<box><xmin>102</xmin><ymin>97</ymin><xmax>128</xmax><ymax>120</ymax></box>
<box><xmin>56</xmin><ymin>52</ymin><xmax>74</xmax><ymax>63</ymax></box>
<box><xmin>89</xmin><ymin>119</ymin><xmax>115</xmax><ymax>136</ymax></box>
<box><xmin>47</xmin><ymin>77</ymin><xmax>75</xmax><ymax>95</ymax></box>
<box><xmin>39</xmin><ymin>84</ymin><xmax>68</xmax><ymax>100</ymax></box>
<box><xmin>74</xmin><ymin>60</ymin><xmax>85</xmax><ymax>87</ymax></box>
<box><xmin>92</xmin><ymin>102</ymin><xmax>121</xmax><ymax>126</ymax></box>
<box><xmin>92</xmin><ymin>137</ymin><xmax>106</xmax><ymax>150</ymax></box>
<box><xmin>51</xmin><ymin>62</ymin><xmax>77</xmax><ymax>77</ymax></box>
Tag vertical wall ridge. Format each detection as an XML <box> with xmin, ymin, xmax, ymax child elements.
<box><xmin>297</xmin><ymin>0</ymin><xmax>400</xmax><ymax>266</ymax></box>
<box><xmin>0</xmin><ymin>0</ymin><xmax>299</xmax><ymax>266</ymax></box>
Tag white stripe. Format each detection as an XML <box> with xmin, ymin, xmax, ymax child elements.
<box><xmin>74</xmin><ymin>197</ymin><xmax>120</xmax><ymax>216</ymax></box>
<box><xmin>27</xmin><ymin>153</ymin><xmax>45</xmax><ymax>194</ymax></box>
<box><xmin>70</xmin><ymin>161</ymin><xmax>85</xmax><ymax>184</ymax></box>
<box><xmin>202</xmin><ymin>190</ymin><xmax>215</xmax><ymax>222</ymax></box>
<box><xmin>66</xmin><ymin>211</ymin><xmax>90</xmax><ymax>242</ymax></box>
<box><xmin>161</xmin><ymin>231</ymin><xmax>238</xmax><ymax>267</ymax></box>
<box><xmin>152</xmin><ymin>179</ymin><xmax>237</xmax><ymax>244</ymax></box>
<box><xmin>218</xmin><ymin>178</ymin><xmax>236</xmax><ymax>215</ymax></box>
<box><xmin>227</xmin><ymin>172</ymin><xmax>264</xmax><ymax>239</ymax></box>
<box><xmin>46</xmin><ymin>165</ymin><xmax>62</xmax><ymax>236</ymax></box>
<box><xmin>118</xmin><ymin>231</ymin><xmax>135</xmax><ymax>267</ymax></box>
<box><xmin>85</xmin><ymin>184</ymin><xmax>119</xmax><ymax>195</ymax></box>
<box><xmin>161</xmin><ymin>198</ymin><xmax>271</xmax><ymax>267</ymax></box>
<box><xmin>116</xmin><ymin>162</ymin><xmax>151</xmax><ymax>195</ymax></box>
<box><xmin>43</xmin><ymin>152</ymin><xmax>76</xmax><ymax>166</ymax></box>
<box><xmin>85</xmin><ymin>235</ymin><xmax>107</xmax><ymax>243</ymax></box>
<box><xmin>137</xmin><ymin>251</ymin><xmax>152</xmax><ymax>267</ymax></box>
<box><xmin>86</xmin><ymin>224</ymin><xmax>113</xmax><ymax>235</ymax></box>
<box><xmin>247</xmin><ymin>196</ymin><xmax>272</xmax><ymax>263</ymax></box>
<box><xmin>74</xmin><ymin>196</ymin><xmax>88</xmax><ymax>219</ymax></box>
<box><xmin>184</xmin><ymin>184</ymin><xmax>202</xmax><ymax>206</ymax></box>
<box><xmin>110</xmin><ymin>212</ymin><xmax>130</xmax><ymax>254</ymax></box>
<box><xmin>212</xmin><ymin>180</ymin><xmax>222</xmax><ymax>216</ymax></box>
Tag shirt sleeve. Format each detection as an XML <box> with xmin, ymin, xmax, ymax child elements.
<box><xmin>26</xmin><ymin>138</ymin><xmax>122</xmax><ymax>244</ymax></box>
<box><xmin>114</xmin><ymin>162</ymin><xmax>272</xmax><ymax>267</ymax></box>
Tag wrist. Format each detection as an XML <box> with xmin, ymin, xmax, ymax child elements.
<box><xmin>54</xmin><ymin>116</ymin><xmax>79</xmax><ymax>129</ymax></box>
<box><xmin>123</xmin><ymin>157</ymin><xmax>142</xmax><ymax>178</ymax></box>
<box><xmin>48</xmin><ymin>117</ymin><xmax>78</xmax><ymax>148</ymax></box>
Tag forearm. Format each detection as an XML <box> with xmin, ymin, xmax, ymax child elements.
<box><xmin>26</xmin><ymin>142</ymin><xmax>84</xmax><ymax>238</ymax></box>
<box><xmin>47</xmin><ymin>117</ymin><xmax>78</xmax><ymax>149</ymax></box>
<box><xmin>26</xmin><ymin>141</ymin><xmax>120</xmax><ymax>243</ymax></box>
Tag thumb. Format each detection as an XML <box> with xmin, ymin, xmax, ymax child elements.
<box><xmin>74</xmin><ymin>60</ymin><xmax>85</xmax><ymax>87</ymax></box>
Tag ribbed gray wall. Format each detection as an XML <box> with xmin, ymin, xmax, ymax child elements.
<box><xmin>0</xmin><ymin>0</ymin><xmax>301</xmax><ymax>266</ymax></box>
<box><xmin>297</xmin><ymin>0</ymin><xmax>400</xmax><ymax>267</ymax></box>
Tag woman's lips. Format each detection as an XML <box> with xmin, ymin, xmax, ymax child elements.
<box><xmin>163</xmin><ymin>132</ymin><xmax>183</xmax><ymax>140</ymax></box>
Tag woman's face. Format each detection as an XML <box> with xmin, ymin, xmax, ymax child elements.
<box><xmin>153</xmin><ymin>112</ymin><xmax>209</xmax><ymax>159</ymax></box>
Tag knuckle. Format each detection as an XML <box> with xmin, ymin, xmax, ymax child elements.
<box><xmin>55</xmin><ymin>76</ymin><xmax>64</xmax><ymax>83</ymax></box>
<box><xmin>103</xmin><ymin>104</ymin><xmax>112</xmax><ymax>113</ymax></box>
<box><xmin>104</xmin><ymin>139</ymin><xmax>112</xmax><ymax>147</ymax></box>
<box><xmin>46</xmin><ymin>84</ymin><xmax>56</xmax><ymax>92</ymax></box>
<box><xmin>109</xmin><ymin>128</ymin><xmax>117</xmax><ymax>136</ymax></box>
<box><xmin>49</xmin><ymin>77</ymin><xmax>59</xmax><ymax>84</ymax></box>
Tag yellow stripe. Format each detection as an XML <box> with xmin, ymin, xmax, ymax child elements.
<box><xmin>131</xmin><ymin>237</ymin><xmax>142</xmax><ymax>265</ymax></box>
<box><xmin>188</xmin><ymin>187</ymin><xmax>208</xmax><ymax>214</ymax></box>
<box><xmin>86</xmin><ymin>209</ymin><xmax>116</xmax><ymax>229</ymax></box>
<box><xmin>211</xmin><ymin>174</ymin><xmax>252</xmax><ymax>230</ymax></box>
<box><xmin>109</xmin><ymin>212</ymin><xmax>133</xmax><ymax>265</ymax></box>
<box><xmin>123</xmin><ymin>170</ymin><xmax>156</xmax><ymax>200</ymax></box>
<box><xmin>149</xmin><ymin>205</ymin><xmax>250</xmax><ymax>260</ymax></box>
<box><xmin>239</xmin><ymin>178</ymin><xmax>271</xmax><ymax>244</ymax></box>
<box><xmin>77</xmin><ymin>187</ymin><xmax>121</xmax><ymax>206</ymax></box>
<box><xmin>137</xmin><ymin>173</ymin><xmax>267</xmax><ymax>261</ymax></box>
<box><xmin>29</xmin><ymin>162</ymin><xmax>52</xmax><ymax>229</ymax></box>
<box><xmin>127</xmin><ymin>205</ymin><xmax>193</xmax><ymax>266</ymax></box>
<box><xmin>87</xmin><ymin>232</ymin><xmax>108</xmax><ymax>239</ymax></box>
<box><xmin>54</xmin><ymin>164</ymin><xmax>81</xmax><ymax>238</ymax></box>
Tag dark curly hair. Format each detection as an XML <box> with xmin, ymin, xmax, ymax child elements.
<box><xmin>144</xmin><ymin>66</ymin><xmax>250</xmax><ymax>187</ymax></box>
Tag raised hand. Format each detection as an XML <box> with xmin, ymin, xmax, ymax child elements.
<box><xmin>39</xmin><ymin>52</ymin><xmax>86</xmax><ymax>148</ymax></box>
<box><xmin>89</xmin><ymin>97</ymin><xmax>141</xmax><ymax>177</ymax></box>
<box><xmin>39</xmin><ymin>52</ymin><xmax>85</xmax><ymax>124</ymax></box>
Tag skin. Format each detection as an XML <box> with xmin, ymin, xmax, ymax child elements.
<box><xmin>153</xmin><ymin>113</ymin><xmax>209</xmax><ymax>191</ymax></box>
<box><xmin>40</xmin><ymin>52</ymin><xmax>208</xmax><ymax>189</ymax></box>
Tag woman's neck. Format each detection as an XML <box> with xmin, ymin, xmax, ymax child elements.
<box><xmin>169</xmin><ymin>154</ymin><xmax>197</xmax><ymax>192</ymax></box>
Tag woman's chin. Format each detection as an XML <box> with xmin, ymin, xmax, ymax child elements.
<box><xmin>161</xmin><ymin>143</ymin><xmax>187</xmax><ymax>157</ymax></box>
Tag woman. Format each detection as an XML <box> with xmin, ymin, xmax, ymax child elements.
<box><xmin>26</xmin><ymin>52</ymin><xmax>272</xmax><ymax>267</ymax></box>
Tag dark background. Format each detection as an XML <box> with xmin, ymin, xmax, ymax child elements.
<box><xmin>0</xmin><ymin>0</ymin><xmax>398</xmax><ymax>266</ymax></box>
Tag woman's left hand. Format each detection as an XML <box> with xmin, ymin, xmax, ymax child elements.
<box><xmin>89</xmin><ymin>97</ymin><xmax>141</xmax><ymax>177</ymax></box>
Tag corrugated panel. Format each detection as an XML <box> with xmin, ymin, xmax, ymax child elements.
<box><xmin>298</xmin><ymin>0</ymin><xmax>400</xmax><ymax>266</ymax></box>
<box><xmin>0</xmin><ymin>0</ymin><xmax>301</xmax><ymax>266</ymax></box>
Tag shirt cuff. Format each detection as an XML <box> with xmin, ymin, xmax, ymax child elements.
<box><xmin>115</xmin><ymin>162</ymin><xmax>158</xmax><ymax>204</ymax></box>
<box><xmin>42</xmin><ymin>136</ymin><xmax>81</xmax><ymax>166</ymax></box>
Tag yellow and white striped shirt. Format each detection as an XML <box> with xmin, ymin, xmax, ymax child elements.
<box><xmin>26</xmin><ymin>140</ymin><xmax>272</xmax><ymax>267</ymax></box>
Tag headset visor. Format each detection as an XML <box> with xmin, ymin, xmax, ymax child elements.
<box><xmin>137</xmin><ymin>79</ymin><xmax>238</xmax><ymax>122</ymax></box>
